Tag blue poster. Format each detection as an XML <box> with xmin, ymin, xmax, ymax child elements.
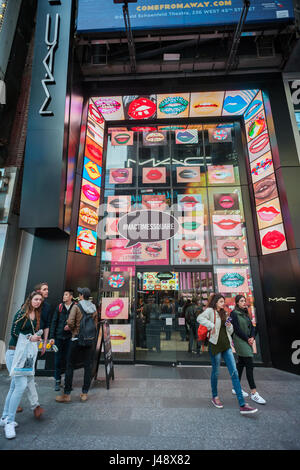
<box><xmin>77</xmin><ymin>0</ymin><xmax>294</xmax><ymax>33</ymax></box>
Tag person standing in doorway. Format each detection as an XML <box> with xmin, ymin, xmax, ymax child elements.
<box><xmin>185</xmin><ymin>297</ymin><xmax>200</xmax><ymax>355</ymax></box>
<box><xmin>197</xmin><ymin>293</ymin><xmax>258</xmax><ymax>415</ymax></box>
<box><xmin>56</xmin><ymin>287</ymin><xmax>97</xmax><ymax>403</ymax></box>
<box><xmin>231</xmin><ymin>295</ymin><xmax>266</xmax><ymax>405</ymax></box>
<box><xmin>160</xmin><ymin>297</ymin><xmax>174</xmax><ymax>341</ymax></box>
<box><xmin>49</xmin><ymin>290</ymin><xmax>75</xmax><ymax>391</ymax></box>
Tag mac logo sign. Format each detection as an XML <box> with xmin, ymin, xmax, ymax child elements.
<box><xmin>39</xmin><ymin>13</ymin><xmax>60</xmax><ymax>116</ymax></box>
<box><xmin>268</xmin><ymin>297</ymin><xmax>297</xmax><ymax>303</ymax></box>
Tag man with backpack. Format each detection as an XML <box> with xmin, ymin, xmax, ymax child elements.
<box><xmin>55</xmin><ymin>287</ymin><xmax>98</xmax><ymax>403</ymax></box>
<box><xmin>49</xmin><ymin>290</ymin><xmax>75</xmax><ymax>391</ymax></box>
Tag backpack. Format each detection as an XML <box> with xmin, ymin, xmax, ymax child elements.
<box><xmin>77</xmin><ymin>304</ymin><xmax>97</xmax><ymax>347</ymax></box>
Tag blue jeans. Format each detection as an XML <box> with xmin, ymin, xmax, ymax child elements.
<box><xmin>2</xmin><ymin>350</ymin><xmax>39</xmax><ymax>424</ymax></box>
<box><xmin>209</xmin><ymin>346</ymin><xmax>245</xmax><ymax>407</ymax></box>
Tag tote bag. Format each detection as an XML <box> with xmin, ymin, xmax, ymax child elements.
<box><xmin>10</xmin><ymin>333</ymin><xmax>38</xmax><ymax>377</ymax></box>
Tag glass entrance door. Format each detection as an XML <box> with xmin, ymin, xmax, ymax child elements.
<box><xmin>135</xmin><ymin>269</ymin><xmax>214</xmax><ymax>364</ymax></box>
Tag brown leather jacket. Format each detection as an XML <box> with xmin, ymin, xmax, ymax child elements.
<box><xmin>67</xmin><ymin>302</ymin><xmax>98</xmax><ymax>338</ymax></box>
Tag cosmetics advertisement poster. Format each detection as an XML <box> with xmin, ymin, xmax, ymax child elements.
<box><xmin>207</xmin><ymin>165</ymin><xmax>235</xmax><ymax>184</ymax></box>
<box><xmin>107</xmin><ymin>195</ymin><xmax>131</xmax><ymax>213</ymax></box>
<box><xmin>256</xmin><ymin>197</ymin><xmax>283</xmax><ymax>230</ymax></box>
<box><xmin>259</xmin><ymin>223</ymin><xmax>287</xmax><ymax>255</ymax></box>
<box><xmin>212</xmin><ymin>214</ymin><xmax>243</xmax><ymax>237</ymax></box>
<box><xmin>213</xmin><ymin>192</ymin><xmax>239</xmax><ymax>211</ymax></box>
<box><xmin>216</xmin><ymin>238</ymin><xmax>248</xmax><ymax>263</ymax></box>
<box><xmin>84</xmin><ymin>135</ymin><xmax>103</xmax><ymax>166</ymax></box>
<box><xmin>245</xmin><ymin>110</ymin><xmax>266</xmax><ymax>144</ymax></box>
<box><xmin>141</xmin><ymin>194</ymin><xmax>168</xmax><ymax>211</ymax></box>
<box><xmin>176</xmin><ymin>166</ymin><xmax>201</xmax><ymax>183</ymax></box>
<box><xmin>142</xmin><ymin>167</ymin><xmax>166</xmax><ymax>184</ymax></box>
<box><xmin>101</xmin><ymin>297</ymin><xmax>129</xmax><ymax>320</ymax></box>
<box><xmin>253</xmin><ymin>174</ymin><xmax>278</xmax><ymax>206</ymax></box>
<box><xmin>105</xmin><ymin>217</ymin><xmax>119</xmax><ymax>236</ymax></box>
<box><xmin>123</xmin><ymin>95</ymin><xmax>157</xmax><ymax>120</ymax></box>
<box><xmin>189</xmin><ymin>91</ymin><xmax>224</xmax><ymax>117</ymax></box>
<box><xmin>222</xmin><ymin>90</ymin><xmax>258</xmax><ymax>116</ymax></box>
<box><xmin>243</xmin><ymin>91</ymin><xmax>263</xmax><ymax>124</ymax></box>
<box><xmin>109</xmin><ymin>168</ymin><xmax>133</xmax><ymax>185</ymax></box>
<box><xmin>103</xmin><ymin>271</ymin><xmax>130</xmax><ymax>292</ymax></box>
<box><xmin>139</xmin><ymin>240</ymin><xmax>168</xmax><ymax>263</ymax></box>
<box><xmin>82</xmin><ymin>157</ymin><xmax>102</xmax><ymax>187</ymax></box>
<box><xmin>94</xmin><ymin>96</ymin><xmax>125</xmax><ymax>121</ymax></box>
<box><xmin>172</xmin><ymin>238</ymin><xmax>207</xmax><ymax>265</ymax></box>
<box><xmin>87</xmin><ymin>118</ymin><xmax>104</xmax><ymax>146</ymax></box>
<box><xmin>110</xmin><ymin>325</ymin><xmax>131</xmax><ymax>353</ymax></box>
<box><xmin>80</xmin><ymin>178</ymin><xmax>101</xmax><ymax>208</ymax></box>
<box><xmin>250</xmin><ymin>151</ymin><xmax>274</xmax><ymax>184</ymax></box>
<box><xmin>111</xmin><ymin>131</ymin><xmax>134</xmax><ymax>146</ymax></box>
<box><xmin>143</xmin><ymin>131</ymin><xmax>167</xmax><ymax>146</ymax></box>
<box><xmin>157</xmin><ymin>93</ymin><xmax>190</xmax><ymax>119</ymax></box>
<box><xmin>76</xmin><ymin>226</ymin><xmax>97</xmax><ymax>257</ymax></box>
<box><xmin>177</xmin><ymin>194</ymin><xmax>203</xmax><ymax>212</ymax></box>
<box><xmin>177</xmin><ymin>216</ymin><xmax>204</xmax><ymax>239</ymax></box>
<box><xmin>175</xmin><ymin>129</ymin><xmax>198</xmax><ymax>144</ymax></box>
<box><xmin>216</xmin><ymin>267</ymin><xmax>249</xmax><ymax>293</ymax></box>
<box><xmin>104</xmin><ymin>239</ymin><xmax>136</xmax><ymax>264</ymax></box>
<box><xmin>208</xmin><ymin>127</ymin><xmax>232</xmax><ymax>143</ymax></box>
<box><xmin>247</xmin><ymin>131</ymin><xmax>270</xmax><ymax>162</ymax></box>
<box><xmin>78</xmin><ymin>202</ymin><xmax>99</xmax><ymax>230</ymax></box>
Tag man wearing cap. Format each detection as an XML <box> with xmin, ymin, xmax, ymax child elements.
<box><xmin>56</xmin><ymin>287</ymin><xmax>98</xmax><ymax>403</ymax></box>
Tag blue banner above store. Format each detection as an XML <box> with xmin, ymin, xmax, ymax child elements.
<box><xmin>77</xmin><ymin>0</ymin><xmax>294</xmax><ymax>33</ymax></box>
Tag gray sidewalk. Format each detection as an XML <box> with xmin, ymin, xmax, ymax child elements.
<box><xmin>0</xmin><ymin>365</ymin><xmax>299</xmax><ymax>450</ymax></box>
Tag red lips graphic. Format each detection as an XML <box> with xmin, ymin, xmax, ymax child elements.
<box><xmin>128</xmin><ymin>98</ymin><xmax>156</xmax><ymax>120</ymax></box>
<box><xmin>249</xmin><ymin>132</ymin><xmax>269</xmax><ymax>154</ymax></box>
<box><xmin>181</xmin><ymin>242</ymin><xmax>203</xmax><ymax>259</ymax></box>
<box><xmin>214</xmin><ymin>219</ymin><xmax>240</xmax><ymax>230</ymax></box>
<box><xmin>261</xmin><ymin>230</ymin><xmax>285</xmax><ymax>250</ymax></box>
<box><xmin>179</xmin><ymin>196</ymin><xmax>199</xmax><ymax>208</ymax></box>
<box><xmin>145</xmin><ymin>169</ymin><xmax>163</xmax><ymax>181</ymax></box>
<box><xmin>219</xmin><ymin>195</ymin><xmax>235</xmax><ymax>209</ymax></box>
<box><xmin>82</xmin><ymin>184</ymin><xmax>100</xmax><ymax>202</ymax></box>
<box><xmin>257</xmin><ymin>206</ymin><xmax>280</xmax><ymax>222</ymax></box>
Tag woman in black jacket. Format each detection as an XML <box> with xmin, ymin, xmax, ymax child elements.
<box><xmin>231</xmin><ymin>295</ymin><xmax>266</xmax><ymax>405</ymax></box>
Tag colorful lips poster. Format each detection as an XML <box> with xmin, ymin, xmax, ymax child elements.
<box><xmin>213</xmin><ymin>193</ymin><xmax>239</xmax><ymax>211</ymax></box>
<box><xmin>216</xmin><ymin>268</ymin><xmax>249</xmax><ymax>293</ymax></box>
<box><xmin>103</xmin><ymin>271</ymin><xmax>130</xmax><ymax>292</ymax></box>
<box><xmin>110</xmin><ymin>325</ymin><xmax>131</xmax><ymax>353</ymax></box>
<box><xmin>212</xmin><ymin>215</ymin><xmax>242</xmax><ymax>236</ymax></box>
<box><xmin>259</xmin><ymin>223</ymin><xmax>287</xmax><ymax>255</ymax></box>
<box><xmin>222</xmin><ymin>90</ymin><xmax>258</xmax><ymax>116</ymax></box>
<box><xmin>244</xmin><ymin>91</ymin><xmax>263</xmax><ymax>121</ymax></box>
<box><xmin>79</xmin><ymin>202</ymin><xmax>99</xmax><ymax>230</ymax></box>
<box><xmin>111</xmin><ymin>131</ymin><xmax>134</xmax><ymax>146</ymax></box>
<box><xmin>157</xmin><ymin>93</ymin><xmax>190</xmax><ymax>119</ymax></box>
<box><xmin>175</xmin><ymin>129</ymin><xmax>198</xmax><ymax>144</ymax></box>
<box><xmin>207</xmin><ymin>165</ymin><xmax>235</xmax><ymax>184</ymax></box>
<box><xmin>94</xmin><ymin>96</ymin><xmax>124</xmax><ymax>120</ymax></box>
<box><xmin>250</xmin><ymin>151</ymin><xmax>274</xmax><ymax>184</ymax></box>
<box><xmin>256</xmin><ymin>197</ymin><xmax>282</xmax><ymax>230</ymax></box>
<box><xmin>88</xmin><ymin>101</ymin><xmax>104</xmax><ymax>125</ymax></box>
<box><xmin>143</xmin><ymin>131</ymin><xmax>167</xmax><ymax>146</ymax></box>
<box><xmin>253</xmin><ymin>174</ymin><xmax>278</xmax><ymax>206</ymax></box>
<box><xmin>87</xmin><ymin>118</ymin><xmax>104</xmax><ymax>146</ymax></box>
<box><xmin>101</xmin><ymin>297</ymin><xmax>129</xmax><ymax>320</ymax></box>
<box><xmin>176</xmin><ymin>166</ymin><xmax>201</xmax><ymax>183</ymax></box>
<box><xmin>80</xmin><ymin>179</ymin><xmax>101</xmax><ymax>208</ymax></box>
<box><xmin>178</xmin><ymin>216</ymin><xmax>204</xmax><ymax>238</ymax></box>
<box><xmin>142</xmin><ymin>194</ymin><xmax>167</xmax><ymax>211</ymax></box>
<box><xmin>216</xmin><ymin>238</ymin><xmax>247</xmax><ymax>261</ymax></box>
<box><xmin>247</xmin><ymin>131</ymin><xmax>270</xmax><ymax>162</ymax></box>
<box><xmin>142</xmin><ymin>167</ymin><xmax>166</xmax><ymax>184</ymax></box>
<box><xmin>140</xmin><ymin>240</ymin><xmax>168</xmax><ymax>262</ymax></box>
<box><xmin>123</xmin><ymin>95</ymin><xmax>157</xmax><ymax>120</ymax></box>
<box><xmin>109</xmin><ymin>168</ymin><xmax>133</xmax><ymax>185</ymax></box>
<box><xmin>177</xmin><ymin>194</ymin><xmax>202</xmax><ymax>211</ymax></box>
<box><xmin>105</xmin><ymin>217</ymin><xmax>119</xmax><ymax>236</ymax></box>
<box><xmin>82</xmin><ymin>157</ymin><xmax>102</xmax><ymax>186</ymax></box>
<box><xmin>105</xmin><ymin>239</ymin><xmax>136</xmax><ymax>264</ymax></box>
<box><xmin>76</xmin><ymin>226</ymin><xmax>97</xmax><ymax>257</ymax></box>
<box><xmin>246</xmin><ymin>112</ymin><xmax>266</xmax><ymax>141</ymax></box>
<box><xmin>190</xmin><ymin>91</ymin><xmax>224</xmax><ymax>117</ymax></box>
<box><xmin>85</xmin><ymin>136</ymin><xmax>103</xmax><ymax>166</ymax></box>
<box><xmin>107</xmin><ymin>195</ymin><xmax>131</xmax><ymax>213</ymax></box>
<box><xmin>178</xmin><ymin>239</ymin><xmax>206</xmax><ymax>262</ymax></box>
<box><xmin>208</xmin><ymin>127</ymin><xmax>232</xmax><ymax>143</ymax></box>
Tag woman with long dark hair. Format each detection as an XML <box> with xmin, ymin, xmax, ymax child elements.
<box><xmin>197</xmin><ymin>293</ymin><xmax>258</xmax><ymax>415</ymax></box>
<box><xmin>231</xmin><ymin>295</ymin><xmax>266</xmax><ymax>405</ymax></box>
<box><xmin>0</xmin><ymin>291</ymin><xmax>43</xmax><ymax>439</ymax></box>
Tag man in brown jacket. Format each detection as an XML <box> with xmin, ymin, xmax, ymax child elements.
<box><xmin>56</xmin><ymin>287</ymin><xmax>98</xmax><ymax>403</ymax></box>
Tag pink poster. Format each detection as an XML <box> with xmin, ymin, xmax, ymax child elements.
<box><xmin>212</xmin><ymin>215</ymin><xmax>242</xmax><ymax>237</ymax></box>
<box><xmin>142</xmin><ymin>167</ymin><xmax>166</xmax><ymax>184</ymax></box>
<box><xmin>216</xmin><ymin>268</ymin><xmax>249</xmax><ymax>293</ymax></box>
<box><xmin>216</xmin><ymin>238</ymin><xmax>247</xmax><ymax>261</ymax></box>
<box><xmin>208</xmin><ymin>165</ymin><xmax>235</xmax><ymax>184</ymax></box>
<box><xmin>109</xmin><ymin>168</ymin><xmax>133</xmax><ymax>185</ymax></box>
<box><xmin>101</xmin><ymin>297</ymin><xmax>129</xmax><ymax>320</ymax></box>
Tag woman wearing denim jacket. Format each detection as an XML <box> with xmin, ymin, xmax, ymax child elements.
<box><xmin>197</xmin><ymin>293</ymin><xmax>258</xmax><ymax>415</ymax></box>
<box><xmin>0</xmin><ymin>291</ymin><xmax>43</xmax><ymax>439</ymax></box>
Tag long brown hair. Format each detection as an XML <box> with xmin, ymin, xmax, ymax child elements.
<box><xmin>207</xmin><ymin>293</ymin><xmax>227</xmax><ymax>322</ymax></box>
<box><xmin>22</xmin><ymin>291</ymin><xmax>43</xmax><ymax>331</ymax></box>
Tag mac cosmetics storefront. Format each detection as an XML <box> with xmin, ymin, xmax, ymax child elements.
<box><xmin>19</xmin><ymin>1</ymin><xmax>300</xmax><ymax>374</ymax></box>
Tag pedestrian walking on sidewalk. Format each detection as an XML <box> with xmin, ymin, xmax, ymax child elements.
<box><xmin>56</xmin><ymin>287</ymin><xmax>97</xmax><ymax>403</ymax></box>
<box><xmin>0</xmin><ymin>291</ymin><xmax>44</xmax><ymax>439</ymax></box>
<box><xmin>197</xmin><ymin>293</ymin><xmax>258</xmax><ymax>415</ymax></box>
<box><xmin>231</xmin><ymin>295</ymin><xmax>266</xmax><ymax>405</ymax></box>
<box><xmin>49</xmin><ymin>290</ymin><xmax>75</xmax><ymax>391</ymax></box>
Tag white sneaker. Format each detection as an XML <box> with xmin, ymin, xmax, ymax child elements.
<box><xmin>0</xmin><ymin>417</ymin><xmax>18</xmax><ymax>427</ymax></box>
<box><xmin>251</xmin><ymin>392</ymin><xmax>266</xmax><ymax>405</ymax></box>
<box><xmin>4</xmin><ymin>422</ymin><xmax>16</xmax><ymax>439</ymax></box>
<box><xmin>232</xmin><ymin>388</ymin><xmax>249</xmax><ymax>398</ymax></box>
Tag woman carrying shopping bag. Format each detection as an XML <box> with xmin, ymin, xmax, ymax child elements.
<box><xmin>0</xmin><ymin>291</ymin><xmax>43</xmax><ymax>439</ymax></box>
<box><xmin>197</xmin><ymin>293</ymin><xmax>258</xmax><ymax>415</ymax></box>
<box><xmin>231</xmin><ymin>295</ymin><xmax>266</xmax><ymax>405</ymax></box>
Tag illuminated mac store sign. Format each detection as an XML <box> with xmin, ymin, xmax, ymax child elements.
<box><xmin>77</xmin><ymin>0</ymin><xmax>294</xmax><ymax>33</ymax></box>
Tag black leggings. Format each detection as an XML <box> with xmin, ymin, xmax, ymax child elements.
<box><xmin>237</xmin><ymin>356</ymin><xmax>256</xmax><ymax>390</ymax></box>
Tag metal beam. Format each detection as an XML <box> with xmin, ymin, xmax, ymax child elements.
<box><xmin>122</xmin><ymin>2</ymin><xmax>136</xmax><ymax>73</ymax></box>
<box><xmin>225</xmin><ymin>0</ymin><xmax>250</xmax><ymax>73</ymax></box>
